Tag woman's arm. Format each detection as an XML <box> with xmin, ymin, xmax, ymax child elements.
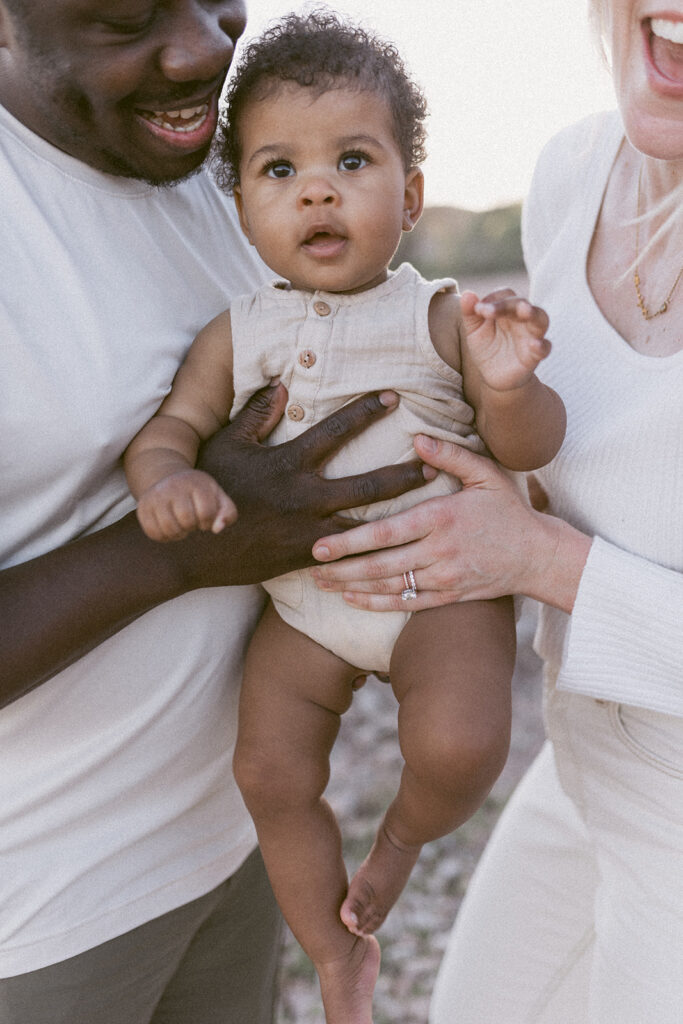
<box><xmin>0</xmin><ymin>387</ymin><xmax>430</xmax><ymax>707</ymax></box>
<box><xmin>559</xmin><ymin>537</ymin><xmax>683</xmax><ymax>713</ymax></box>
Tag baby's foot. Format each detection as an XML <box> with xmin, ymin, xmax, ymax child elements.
<box><xmin>340</xmin><ymin>824</ymin><xmax>422</xmax><ymax>936</ymax></box>
<box><xmin>317</xmin><ymin>934</ymin><xmax>381</xmax><ymax>1024</ymax></box>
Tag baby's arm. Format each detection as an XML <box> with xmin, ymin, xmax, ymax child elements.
<box><xmin>124</xmin><ymin>310</ymin><xmax>238</xmax><ymax>541</ymax></box>
<box><xmin>429</xmin><ymin>289</ymin><xmax>565</xmax><ymax>471</ymax></box>
<box><xmin>459</xmin><ymin>291</ymin><xmax>565</xmax><ymax>470</ymax></box>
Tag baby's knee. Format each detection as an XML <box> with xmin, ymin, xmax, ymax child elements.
<box><xmin>404</xmin><ymin>714</ymin><xmax>510</xmax><ymax>804</ymax></box>
<box><xmin>233</xmin><ymin>738</ymin><xmax>328</xmax><ymax>818</ymax></box>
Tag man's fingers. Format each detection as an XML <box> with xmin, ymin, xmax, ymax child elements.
<box><xmin>316</xmin><ymin>459</ymin><xmax>431</xmax><ymax>515</ymax></box>
<box><xmin>290</xmin><ymin>391</ymin><xmax>399</xmax><ymax>468</ymax></box>
<box><xmin>224</xmin><ymin>382</ymin><xmax>288</xmax><ymax>443</ymax></box>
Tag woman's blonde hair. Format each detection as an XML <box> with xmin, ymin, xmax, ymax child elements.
<box><xmin>587</xmin><ymin>0</ymin><xmax>610</xmax><ymax>65</ymax></box>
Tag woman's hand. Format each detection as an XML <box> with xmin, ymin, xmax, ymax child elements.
<box><xmin>312</xmin><ymin>436</ymin><xmax>591</xmax><ymax>613</ymax></box>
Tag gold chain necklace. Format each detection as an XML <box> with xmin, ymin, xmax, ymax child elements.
<box><xmin>633</xmin><ymin>165</ymin><xmax>683</xmax><ymax>321</ymax></box>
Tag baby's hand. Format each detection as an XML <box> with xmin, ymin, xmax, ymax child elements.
<box><xmin>136</xmin><ymin>469</ymin><xmax>237</xmax><ymax>542</ymax></box>
<box><xmin>460</xmin><ymin>289</ymin><xmax>551</xmax><ymax>392</ymax></box>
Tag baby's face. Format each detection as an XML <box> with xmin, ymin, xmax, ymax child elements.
<box><xmin>234</xmin><ymin>83</ymin><xmax>423</xmax><ymax>293</ymax></box>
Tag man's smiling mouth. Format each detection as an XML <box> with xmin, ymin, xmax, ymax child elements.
<box><xmin>137</xmin><ymin>103</ymin><xmax>210</xmax><ymax>133</ymax></box>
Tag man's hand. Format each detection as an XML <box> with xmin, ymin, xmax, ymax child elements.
<box><xmin>181</xmin><ymin>383</ymin><xmax>432</xmax><ymax>587</ymax></box>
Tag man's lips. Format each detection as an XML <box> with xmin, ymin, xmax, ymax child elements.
<box><xmin>301</xmin><ymin>231</ymin><xmax>348</xmax><ymax>259</ymax></box>
<box><xmin>134</xmin><ymin>91</ymin><xmax>219</xmax><ymax>151</ymax></box>
<box><xmin>643</xmin><ymin>16</ymin><xmax>683</xmax><ymax>94</ymax></box>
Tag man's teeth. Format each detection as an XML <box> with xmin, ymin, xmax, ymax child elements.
<box><xmin>144</xmin><ymin>103</ymin><xmax>209</xmax><ymax>132</ymax></box>
<box><xmin>652</xmin><ymin>18</ymin><xmax>683</xmax><ymax>44</ymax></box>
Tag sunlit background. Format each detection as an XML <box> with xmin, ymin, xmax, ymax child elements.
<box><xmin>239</xmin><ymin>0</ymin><xmax>615</xmax><ymax>211</ymax></box>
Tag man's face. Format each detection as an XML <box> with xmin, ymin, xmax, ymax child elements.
<box><xmin>0</xmin><ymin>0</ymin><xmax>246</xmax><ymax>183</ymax></box>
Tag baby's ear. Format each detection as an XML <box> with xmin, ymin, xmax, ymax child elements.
<box><xmin>233</xmin><ymin>186</ymin><xmax>253</xmax><ymax>244</ymax></box>
<box><xmin>402</xmin><ymin>167</ymin><xmax>424</xmax><ymax>232</ymax></box>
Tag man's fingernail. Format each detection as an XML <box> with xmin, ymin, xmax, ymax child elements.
<box><xmin>378</xmin><ymin>390</ymin><xmax>398</xmax><ymax>408</ymax></box>
<box><xmin>422</xmin><ymin>465</ymin><xmax>438</xmax><ymax>480</ymax></box>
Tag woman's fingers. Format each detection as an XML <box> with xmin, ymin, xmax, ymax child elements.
<box><xmin>340</xmin><ymin>587</ymin><xmax>463</xmax><ymax>613</ymax></box>
<box><xmin>312</xmin><ymin>502</ymin><xmax>431</xmax><ymax>564</ymax></box>
<box><xmin>413</xmin><ymin>435</ymin><xmax>502</xmax><ymax>486</ymax></box>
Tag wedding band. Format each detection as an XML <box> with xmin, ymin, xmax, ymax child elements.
<box><xmin>401</xmin><ymin>569</ymin><xmax>418</xmax><ymax>601</ymax></box>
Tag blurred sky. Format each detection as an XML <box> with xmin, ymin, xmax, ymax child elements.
<box><xmin>239</xmin><ymin>0</ymin><xmax>616</xmax><ymax>210</ymax></box>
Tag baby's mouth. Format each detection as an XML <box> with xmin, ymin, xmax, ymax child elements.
<box><xmin>302</xmin><ymin>231</ymin><xmax>347</xmax><ymax>258</ymax></box>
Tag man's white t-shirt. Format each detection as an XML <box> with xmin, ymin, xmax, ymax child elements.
<box><xmin>0</xmin><ymin>102</ymin><xmax>268</xmax><ymax>975</ymax></box>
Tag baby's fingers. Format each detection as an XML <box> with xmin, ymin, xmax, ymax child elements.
<box><xmin>211</xmin><ymin>494</ymin><xmax>239</xmax><ymax>533</ymax></box>
<box><xmin>475</xmin><ymin>296</ymin><xmax>549</xmax><ymax>337</ymax></box>
<box><xmin>191</xmin><ymin>485</ymin><xmax>237</xmax><ymax>533</ymax></box>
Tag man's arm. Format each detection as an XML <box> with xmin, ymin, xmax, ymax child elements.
<box><xmin>1</xmin><ymin>385</ymin><xmax>428</xmax><ymax>708</ymax></box>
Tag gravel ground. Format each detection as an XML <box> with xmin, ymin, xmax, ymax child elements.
<box><xmin>275</xmin><ymin>600</ymin><xmax>545</xmax><ymax>1023</ymax></box>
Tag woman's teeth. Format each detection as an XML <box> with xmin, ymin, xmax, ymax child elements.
<box><xmin>651</xmin><ymin>18</ymin><xmax>683</xmax><ymax>45</ymax></box>
<box><xmin>143</xmin><ymin>104</ymin><xmax>209</xmax><ymax>132</ymax></box>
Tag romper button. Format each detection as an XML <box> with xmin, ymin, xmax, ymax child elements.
<box><xmin>287</xmin><ymin>404</ymin><xmax>305</xmax><ymax>421</ymax></box>
<box><xmin>313</xmin><ymin>300</ymin><xmax>331</xmax><ymax>316</ymax></box>
<box><xmin>299</xmin><ymin>349</ymin><xmax>317</xmax><ymax>368</ymax></box>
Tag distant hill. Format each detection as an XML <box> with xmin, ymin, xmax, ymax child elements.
<box><xmin>392</xmin><ymin>203</ymin><xmax>524</xmax><ymax>280</ymax></box>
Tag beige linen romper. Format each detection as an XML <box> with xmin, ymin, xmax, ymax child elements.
<box><xmin>229</xmin><ymin>262</ymin><xmax>486</xmax><ymax>673</ymax></box>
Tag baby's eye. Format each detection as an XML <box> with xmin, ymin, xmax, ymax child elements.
<box><xmin>265</xmin><ymin>161</ymin><xmax>294</xmax><ymax>179</ymax></box>
<box><xmin>339</xmin><ymin>152</ymin><xmax>368</xmax><ymax>172</ymax></box>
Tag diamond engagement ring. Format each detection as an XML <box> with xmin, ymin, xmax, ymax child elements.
<box><xmin>401</xmin><ymin>569</ymin><xmax>418</xmax><ymax>601</ymax></box>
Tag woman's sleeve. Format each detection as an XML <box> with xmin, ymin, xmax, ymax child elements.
<box><xmin>558</xmin><ymin>537</ymin><xmax>683</xmax><ymax>715</ymax></box>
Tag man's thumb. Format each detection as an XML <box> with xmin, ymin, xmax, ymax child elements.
<box><xmin>227</xmin><ymin>382</ymin><xmax>288</xmax><ymax>442</ymax></box>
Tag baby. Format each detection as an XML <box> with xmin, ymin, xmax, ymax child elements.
<box><xmin>125</xmin><ymin>11</ymin><xmax>566</xmax><ymax>1024</ymax></box>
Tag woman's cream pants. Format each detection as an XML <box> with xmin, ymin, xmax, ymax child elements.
<box><xmin>429</xmin><ymin>675</ymin><xmax>683</xmax><ymax>1024</ymax></box>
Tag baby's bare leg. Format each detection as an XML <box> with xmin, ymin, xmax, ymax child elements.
<box><xmin>342</xmin><ymin>598</ymin><xmax>516</xmax><ymax>937</ymax></box>
<box><xmin>233</xmin><ymin>604</ymin><xmax>380</xmax><ymax>1024</ymax></box>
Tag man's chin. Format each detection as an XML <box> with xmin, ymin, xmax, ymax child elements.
<box><xmin>137</xmin><ymin>161</ymin><xmax>205</xmax><ymax>189</ymax></box>
<box><xmin>94</xmin><ymin>143</ymin><xmax>210</xmax><ymax>187</ymax></box>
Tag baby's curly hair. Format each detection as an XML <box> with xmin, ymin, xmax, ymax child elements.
<box><xmin>214</xmin><ymin>8</ymin><xmax>428</xmax><ymax>192</ymax></box>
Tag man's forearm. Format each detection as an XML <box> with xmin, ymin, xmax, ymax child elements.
<box><xmin>0</xmin><ymin>513</ymin><xmax>184</xmax><ymax>707</ymax></box>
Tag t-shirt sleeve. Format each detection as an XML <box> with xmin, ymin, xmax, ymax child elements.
<box><xmin>557</xmin><ymin>537</ymin><xmax>683</xmax><ymax>716</ymax></box>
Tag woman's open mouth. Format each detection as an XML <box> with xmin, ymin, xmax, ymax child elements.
<box><xmin>644</xmin><ymin>16</ymin><xmax>683</xmax><ymax>93</ymax></box>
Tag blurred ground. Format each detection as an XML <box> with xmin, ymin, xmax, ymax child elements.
<box><xmin>276</xmin><ymin>600</ymin><xmax>545</xmax><ymax>1024</ymax></box>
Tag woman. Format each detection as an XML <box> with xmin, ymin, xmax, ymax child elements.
<box><xmin>311</xmin><ymin>1</ymin><xmax>683</xmax><ymax>1019</ymax></box>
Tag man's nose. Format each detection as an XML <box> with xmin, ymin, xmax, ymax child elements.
<box><xmin>158</xmin><ymin>1</ymin><xmax>247</xmax><ymax>83</ymax></box>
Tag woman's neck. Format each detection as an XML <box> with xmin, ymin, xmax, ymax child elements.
<box><xmin>586</xmin><ymin>141</ymin><xmax>683</xmax><ymax>357</ymax></box>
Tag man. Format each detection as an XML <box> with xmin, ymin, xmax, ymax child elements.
<box><xmin>0</xmin><ymin>3</ymin><xmax>425</xmax><ymax>1020</ymax></box>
